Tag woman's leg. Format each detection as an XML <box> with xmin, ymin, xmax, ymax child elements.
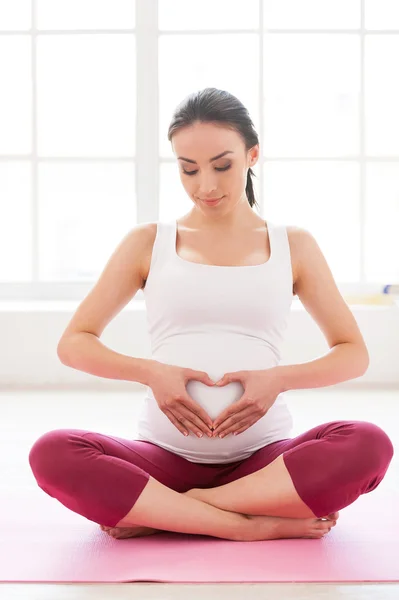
<box><xmin>187</xmin><ymin>420</ymin><xmax>395</xmax><ymax>518</ymax></box>
<box><xmin>28</xmin><ymin>428</ymin><xmax>249</xmax><ymax>540</ymax></box>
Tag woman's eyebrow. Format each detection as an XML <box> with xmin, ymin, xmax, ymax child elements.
<box><xmin>177</xmin><ymin>150</ymin><xmax>234</xmax><ymax>164</ymax></box>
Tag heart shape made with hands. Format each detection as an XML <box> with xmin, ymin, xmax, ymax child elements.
<box><xmin>186</xmin><ymin>378</ymin><xmax>245</xmax><ymax>424</ymax></box>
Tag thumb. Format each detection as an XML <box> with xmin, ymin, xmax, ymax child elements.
<box><xmin>215</xmin><ymin>371</ymin><xmax>245</xmax><ymax>386</ymax></box>
<box><xmin>214</xmin><ymin>374</ymin><xmax>229</xmax><ymax>386</ymax></box>
<box><xmin>200</xmin><ymin>372</ymin><xmax>218</xmax><ymax>386</ymax></box>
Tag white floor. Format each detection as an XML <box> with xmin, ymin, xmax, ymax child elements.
<box><xmin>1</xmin><ymin>386</ymin><xmax>398</xmax><ymax>599</ymax></box>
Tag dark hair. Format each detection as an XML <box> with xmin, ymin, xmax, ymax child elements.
<box><xmin>167</xmin><ymin>87</ymin><xmax>259</xmax><ymax>210</ymax></box>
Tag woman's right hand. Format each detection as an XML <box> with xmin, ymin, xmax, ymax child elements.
<box><xmin>148</xmin><ymin>362</ymin><xmax>216</xmax><ymax>438</ymax></box>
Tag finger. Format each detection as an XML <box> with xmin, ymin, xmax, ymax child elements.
<box><xmin>163</xmin><ymin>409</ymin><xmax>190</xmax><ymax>436</ymax></box>
<box><xmin>215</xmin><ymin>422</ymin><xmax>249</xmax><ymax>438</ymax></box>
<box><xmin>213</xmin><ymin>407</ymin><xmax>253</xmax><ymax>435</ymax></box>
<box><xmin>173</xmin><ymin>406</ymin><xmax>213</xmax><ymax>437</ymax></box>
<box><xmin>213</xmin><ymin>406</ymin><xmax>256</xmax><ymax>434</ymax></box>
<box><xmin>213</xmin><ymin>400</ymin><xmax>251</xmax><ymax>430</ymax></box>
<box><xmin>219</xmin><ymin>419</ymin><xmax>257</xmax><ymax>438</ymax></box>
<box><xmin>181</xmin><ymin>398</ymin><xmax>214</xmax><ymax>431</ymax></box>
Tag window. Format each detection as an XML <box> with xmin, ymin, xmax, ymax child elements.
<box><xmin>1</xmin><ymin>0</ymin><xmax>398</xmax><ymax>301</ymax></box>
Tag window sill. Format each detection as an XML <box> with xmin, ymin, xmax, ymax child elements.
<box><xmin>0</xmin><ymin>299</ymin><xmax>396</xmax><ymax>312</ymax></box>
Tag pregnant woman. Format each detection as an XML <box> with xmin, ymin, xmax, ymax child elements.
<box><xmin>29</xmin><ymin>88</ymin><xmax>394</xmax><ymax>542</ymax></box>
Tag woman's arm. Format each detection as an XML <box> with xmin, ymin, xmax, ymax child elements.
<box><xmin>276</xmin><ymin>342</ymin><xmax>369</xmax><ymax>392</ymax></box>
<box><xmin>279</xmin><ymin>227</ymin><xmax>370</xmax><ymax>391</ymax></box>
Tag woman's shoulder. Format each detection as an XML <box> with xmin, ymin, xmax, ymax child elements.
<box><xmin>284</xmin><ymin>225</ymin><xmax>314</xmax><ymax>290</ymax></box>
<box><xmin>285</xmin><ymin>224</ymin><xmax>316</xmax><ymax>250</ymax></box>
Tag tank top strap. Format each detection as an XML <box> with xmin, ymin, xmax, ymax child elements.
<box><xmin>151</xmin><ymin>219</ymin><xmax>291</xmax><ymax>275</ymax></box>
<box><xmin>268</xmin><ymin>221</ymin><xmax>293</xmax><ymax>279</ymax></box>
<box><xmin>148</xmin><ymin>220</ymin><xmax>175</xmax><ymax>272</ymax></box>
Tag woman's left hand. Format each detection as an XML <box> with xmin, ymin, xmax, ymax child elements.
<box><xmin>211</xmin><ymin>368</ymin><xmax>283</xmax><ymax>438</ymax></box>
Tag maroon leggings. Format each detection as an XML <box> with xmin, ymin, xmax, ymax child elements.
<box><xmin>28</xmin><ymin>420</ymin><xmax>394</xmax><ymax>528</ymax></box>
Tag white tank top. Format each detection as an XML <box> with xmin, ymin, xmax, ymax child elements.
<box><xmin>136</xmin><ymin>219</ymin><xmax>294</xmax><ymax>464</ymax></box>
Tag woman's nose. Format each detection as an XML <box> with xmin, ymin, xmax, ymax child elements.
<box><xmin>198</xmin><ymin>179</ymin><xmax>218</xmax><ymax>195</ymax></box>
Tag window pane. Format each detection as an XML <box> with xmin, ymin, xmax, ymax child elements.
<box><xmin>37</xmin><ymin>35</ymin><xmax>136</xmax><ymax>156</ymax></box>
<box><xmin>0</xmin><ymin>0</ymin><xmax>31</xmax><ymax>30</ymax></box>
<box><xmin>263</xmin><ymin>34</ymin><xmax>360</xmax><ymax>157</ymax></box>
<box><xmin>263</xmin><ymin>160</ymin><xmax>361</xmax><ymax>283</ymax></box>
<box><xmin>38</xmin><ymin>162</ymin><xmax>136</xmax><ymax>281</ymax></box>
<box><xmin>159</xmin><ymin>0</ymin><xmax>259</xmax><ymax>31</ymax></box>
<box><xmin>37</xmin><ymin>0</ymin><xmax>135</xmax><ymax>30</ymax></box>
<box><xmin>365</xmin><ymin>163</ymin><xmax>399</xmax><ymax>283</ymax></box>
<box><xmin>0</xmin><ymin>162</ymin><xmax>32</xmax><ymax>282</ymax></box>
<box><xmin>159</xmin><ymin>34</ymin><xmax>259</xmax><ymax>158</ymax></box>
<box><xmin>365</xmin><ymin>0</ymin><xmax>399</xmax><ymax>29</ymax></box>
<box><xmin>263</xmin><ymin>0</ymin><xmax>360</xmax><ymax>29</ymax></box>
<box><xmin>365</xmin><ymin>36</ymin><xmax>399</xmax><ymax>155</ymax></box>
<box><xmin>0</xmin><ymin>36</ymin><xmax>31</xmax><ymax>154</ymax></box>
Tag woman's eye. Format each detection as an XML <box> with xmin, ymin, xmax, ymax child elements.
<box><xmin>183</xmin><ymin>165</ymin><xmax>231</xmax><ymax>176</ymax></box>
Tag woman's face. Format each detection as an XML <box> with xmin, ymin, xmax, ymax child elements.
<box><xmin>171</xmin><ymin>122</ymin><xmax>259</xmax><ymax>212</ymax></box>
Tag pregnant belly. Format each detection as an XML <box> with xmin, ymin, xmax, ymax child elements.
<box><xmin>150</xmin><ymin>338</ymin><xmax>280</xmax><ymax>418</ymax></box>
<box><xmin>137</xmin><ymin>376</ymin><xmax>292</xmax><ymax>464</ymax></box>
<box><xmin>136</xmin><ymin>340</ymin><xmax>289</xmax><ymax>461</ymax></box>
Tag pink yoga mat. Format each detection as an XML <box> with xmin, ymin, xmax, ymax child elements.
<box><xmin>1</xmin><ymin>484</ymin><xmax>398</xmax><ymax>583</ymax></box>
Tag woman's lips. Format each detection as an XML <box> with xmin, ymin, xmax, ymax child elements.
<box><xmin>202</xmin><ymin>196</ymin><xmax>224</xmax><ymax>206</ymax></box>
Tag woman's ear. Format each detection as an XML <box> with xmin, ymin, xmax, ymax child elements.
<box><xmin>248</xmin><ymin>145</ymin><xmax>259</xmax><ymax>167</ymax></box>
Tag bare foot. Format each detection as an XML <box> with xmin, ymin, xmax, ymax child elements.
<box><xmin>242</xmin><ymin>511</ymin><xmax>339</xmax><ymax>541</ymax></box>
<box><xmin>183</xmin><ymin>488</ymin><xmax>339</xmax><ymax>541</ymax></box>
<box><xmin>100</xmin><ymin>513</ymin><xmax>338</xmax><ymax>542</ymax></box>
<box><xmin>99</xmin><ymin>523</ymin><xmax>160</xmax><ymax>539</ymax></box>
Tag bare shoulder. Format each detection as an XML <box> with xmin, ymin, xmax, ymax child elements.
<box><xmin>139</xmin><ymin>221</ymin><xmax>158</xmax><ymax>247</ymax></box>
<box><xmin>284</xmin><ymin>224</ymin><xmax>369</xmax><ymax>352</ymax></box>
<box><xmin>115</xmin><ymin>221</ymin><xmax>158</xmax><ymax>289</ymax></box>
<box><xmin>285</xmin><ymin>224</ymin><xmax>330</xmax><ymax>294</ymax></box>
<box><xmin>285</xmin><ymin>225</ymin><xmax>306</xmax><ymax>291</ymax></box>
<box><xmin>139</xmin><ymin>222</ymin><xmax>158</xmax><ymax>287</ymax></box>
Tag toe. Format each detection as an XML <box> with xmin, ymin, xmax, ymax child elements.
<box><xmin>321</xmin><ymin>512</ymin><xmax>339</xmax><ymax>521</ymax></box>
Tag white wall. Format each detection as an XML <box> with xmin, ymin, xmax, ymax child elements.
<box><xmin>1</xmin><ymin>301</ymin><xmax>398</xmax><ymax>390</ymax></box>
